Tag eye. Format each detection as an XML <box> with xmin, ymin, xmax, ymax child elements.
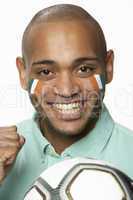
<box><xmin>77</xmin><ymin>64</ymin><xmax>96</xmax><ymax>77</ymax></box>
<box><xmin>80</xmin><ymin>66</ymin><xmax>92</xmax><ymax>73</ymax></box>
<box><xmin>36</xmin><ymin>68</ymin><xmax>55</xmax><ymax>80</ymax></box>
<box><xmin>39</xmin><ymin>69</ymin><xmax>52</xmax><ymax>76</ymax></box>
<box><xmin>37</xmin><ymin>68</ymin><xmax>55</xmax><ymax>77</ymax></box>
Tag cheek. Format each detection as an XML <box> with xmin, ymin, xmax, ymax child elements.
<box><xmin>29</xmin><ymin>80</ymin><xmax>51</xmax><ymax>113</ymax></box>
<box><xmin>82</xmin><ymin>75</ymin><xmax>103</xmax><ymax>92</ymax></box>
<box><xmin>29</xmin><ymin>79</ymin><xmax>54</xmax><ymax>110</ymax></box>
<box><xmin>29</xmin><ymin>79</ymin><xmax>47</xmax><ymax>97</ymax></box>
<box><xmin>89</xmin><ymin>75</ymin><xmax>103</xmax><ymax>91</ymax></box>
<box><xmin>29</xmin><ymin>75</ymin><xmax>104</xmax><ymax>98</ymax></box>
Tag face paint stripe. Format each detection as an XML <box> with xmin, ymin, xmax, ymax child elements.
<box><xmin>29</xmin><ymin>79</ymin><xmax>34</xmax><ymax>92</ymax></box>
<box><xmin>90</xmin><ymin>76</ymin><xmax>99</xmax><ymax>91</ymax></box>
<box><xmin>94</xmin><ymin>74</ymin><xmax>103</xmax><ymax>90</ymax></box>
<box><xmin>30</xmin><ymin>79</ymin><xmax>39</xmax><ymax>94</ymax></box>
<box><xmin>29</xmin><ymin>74</ymin><xmax>104</xmax><ymax>96</ymax></box>
<box><xmin>100</xmin><ymin>75</ymin><xmax>106</xmax><ymax>90</ymax></box>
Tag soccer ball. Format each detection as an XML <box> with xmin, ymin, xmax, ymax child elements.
<box><xmin>24</xmin><ymin>157</ymin><xmax>133</xmax><ymax>200</ymax></box>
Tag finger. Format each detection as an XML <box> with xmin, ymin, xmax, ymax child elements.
<box><xmin>0</xmin><ymin>130</ymin><xmax>18</xmax><ymax>135</ymax></box>
<box><xmin>4</xmin><ymin>154</ymin><xmax>17</xmax><ymax>166</ymax></box>
<box><xmin>0</xmin><ymin>126</ymin><xmax>17</xmax><ymax>132</ymax></box>
<box><xmin>0</xmin><ymin>146</ymin><xmax>21</xmax><ymax>160</ymax></box>
<box><xmin>0</xmin><ymin>140</ymin><xmax>21</xmax><ymax>148</ymax></box>
<box><xmin>0</xmin><ymin>159</ymin><xmax>6</xmax><ymax>183</ymax></box>
<box><xmin>0</xmin><ymin>135</ymin><xmax>26</xmax><ymax>149</ymax></box>
<box><xmin>0</xmin><ymin>133</ymin><xmax>20</xmax><ymax>140</ymax></box>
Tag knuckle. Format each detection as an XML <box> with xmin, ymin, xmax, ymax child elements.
<box><xmin>0</xmin><ymin>132</ymin><xmax>19</xmax><ymax>141</ymax></box>
<box><xmin>0</xmin><ymin>143</ymin><xmax>20</xmax><ymax>154</ymax></box>
<box><xmin>0</xmin><ymin>125</ymin><xmax>17</xmax><ymax>131</ymax></box>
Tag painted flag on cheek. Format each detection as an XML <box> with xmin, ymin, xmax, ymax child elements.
<box><xmin>90</xmin><ymin>74</ymin><xmax>105</xmax><ymax>91</ymax></box>
<box><xmin>28</xmin><ymin>74</ymin><xmax>105</xmax><ymax>96</ymax></box>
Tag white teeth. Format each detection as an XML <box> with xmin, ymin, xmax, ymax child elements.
<box><xmin>60</xmin><ymin>109</ymin><xmax>80</xmax><ymax>114</ymax></box>
<box><xmin>54</xmin><ymin>103</ymin><xmax>80</xmax><ymax>111</ymax></box>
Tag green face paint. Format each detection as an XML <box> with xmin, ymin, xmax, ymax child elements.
<box><xmin>29</xmin><ymin>79</ymin><xmax>44</xmax><ymax>96</ymax></box>
<box><xmin>29</xmin><ymin>74</ymin><xmax>105</xmax><ymax>95</ymax></box>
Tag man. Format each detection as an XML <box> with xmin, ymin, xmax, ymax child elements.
<box><xmin>0</xmin><ymin>4</ymin><xmax>133</xmax><ymax>200</ymax></box>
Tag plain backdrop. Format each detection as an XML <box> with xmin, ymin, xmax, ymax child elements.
<box><xmin>0</xmin><ymin>0</ymin><xmax>133</xmax><ymax>130</ymax></box>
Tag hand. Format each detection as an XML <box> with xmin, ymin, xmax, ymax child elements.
<box><xmin>0</xmin><ymin>126</ymin><xmax>25</xmax><ymax>183</ymax></box>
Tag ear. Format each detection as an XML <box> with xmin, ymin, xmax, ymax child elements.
<box><xmin>105</xmin><ymin>50</ymin><xmax>114</xmax><ymax>84</ymax></box>
<box><xmin>16</xmin><ymin>57</ymin><xmax>28</xmax><ymax>90</ymax></box>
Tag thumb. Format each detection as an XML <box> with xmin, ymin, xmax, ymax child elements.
<box><xmin>19</xmin><ymin>135</ymin><xmax>25</xmax><ymax>148</ymax></box>
<box><xmin>0</xmin><ymin>160</ymin><xmax>6</xmax><ymax>184</ymax></box>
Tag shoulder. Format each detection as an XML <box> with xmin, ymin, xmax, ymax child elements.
<box><xmin>16</xmin><ymin>118</ymin><xmax>34</xmax><ymax>136</ymax></box>
<box><xmin>114</xmin><ymin>123</ymin><xmax>133</xmax><ymax>139</ymax></box>
<box><xmin>111</xmin><ymin>122</ymin><xmax>133</xmax><ymax>150</ymax></box>
<box><xmin>16</xmin><ymin>113</ymin><xmax>40</xmax><ymax>140</ymax></box>
<box><xmin>15</xmin><ymin>114</ymin><xmax>44</xmax><ymax>145</ymax></box>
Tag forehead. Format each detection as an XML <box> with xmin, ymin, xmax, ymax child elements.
<box><xmin>25</xmin><ymin>20</ymin><xmax>100</xmax><ymax>64</ymax></box>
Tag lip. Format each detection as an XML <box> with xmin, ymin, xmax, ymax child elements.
<box><xmin>47</xmin><ymin>100</ymin><xmax>82</xmax><ymax>105</ymax></box>
<box><xmin>46</xmin><ymin>98</ymin><xmax>90</xmax><ymax>105</ymax></box>
<box><xmin>46</xmin><ymin>94</ymin><xmax>95</xmax><ymax>105</ymax></box>
<box><xmin>53</xmin><ymin>106</ymin><xmax>82</xmax><ymax>121</ymax></box>
<box><xmin>47</xmin><ymin>101</ymin><xmax>86</xmax><ymax>121</ymax></box>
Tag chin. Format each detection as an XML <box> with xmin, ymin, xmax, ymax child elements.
<box><xmin>48</xmin><ymin>126</ymin><xmax>86</xmax><ymax>138</ymax></box>
<box><xmin>53</xmin><ymin>126</ymin><xmax>84</xmax><ymax>137</ymax></box>
<box><xmin>43</xmin><ymin>113</ymin><xmax>94</xmax><ymax>138</ymax></box>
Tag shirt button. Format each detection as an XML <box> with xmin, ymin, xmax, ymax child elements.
<box><xmin>41</xmin><ymin>157</ymin><xmax>48</xmax><ymax>167</ymax></box>
<box><xmin>41</xmin><ymin>159</ymin><xmax>45</xmax><ymax>164</ymax></box>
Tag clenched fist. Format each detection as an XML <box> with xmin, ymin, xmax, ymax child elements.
<box><xmin>0</xmin><ymin>125</ymin><xmax>25</xmax><ymax>184</ymax></box>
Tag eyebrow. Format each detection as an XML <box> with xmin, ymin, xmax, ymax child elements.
<box><xmin>73</xmin><ymin>56</ymin><xmax>100</xmax><ymax>65</ymax></box>
<box><xmin>32</xmin><ymin>60</ymin><xmax>55</xmax><ymax>66</ymax></box>
<box><xmin>32</xmin><ymin>56</ymin><xmax>100</xmax><ymax>67</ymax></box>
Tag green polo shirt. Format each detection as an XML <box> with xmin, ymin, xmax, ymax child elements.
<box><xmin>0</xmin><ymin>104</ymin><xmax>133</xmax><ymax>200</ymax></box>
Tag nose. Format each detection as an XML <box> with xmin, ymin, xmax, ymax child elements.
<box><xmin>53</xmin><ymin>72</ymin><xmax>80</xmax><ymax>98</ymax></box>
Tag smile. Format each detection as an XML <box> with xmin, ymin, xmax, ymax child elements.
<box><xmin>53</xmin><ymin>103</ymin><xmax>81</xmax><ymax>113</ymax></box>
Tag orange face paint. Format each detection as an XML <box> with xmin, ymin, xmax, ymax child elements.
<box><xmin>29</xmin><ymin>79</ymin><xmax>44</xmax><ymax>96</ymax></box>
<box><xmin>29</xmin><ymin>75</ymin><xmax>104</xmax><ymax>96</ymax></box>
<box><xmin>90</xmin><ymin>74</ymin><xmax>103</xmax><ymax>91</ymax></box>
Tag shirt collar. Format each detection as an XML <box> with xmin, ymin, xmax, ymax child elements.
<box><xmin>62</xmin><ymin>104</ymin><xmax>115</xmax><ymax>158</ymax></box>
<box><xmin>31</xmin><ymin>115</ymin><xmax>50</xmax><ymax>155</ymax></box>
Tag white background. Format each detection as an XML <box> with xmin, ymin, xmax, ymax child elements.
<box><xmin>0</xmin><ymin>0</ymin><xmax>133</xmax><ymax>130</ymax></box>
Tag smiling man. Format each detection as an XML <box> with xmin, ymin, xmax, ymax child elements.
<box><xmin>0</xmin><ymin>4</ymin><xmax>133</xmax><ymax>200</ymax></box>
<box><xmin>18</xmin><ymin>4</ymin><xmax>110</xmax><ymax>154</ymax></box>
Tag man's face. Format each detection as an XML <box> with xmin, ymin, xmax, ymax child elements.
<box><xmin>18</xmin><ymin>20</ymin><xmax>112</xmax><ymax>136</ymax></box>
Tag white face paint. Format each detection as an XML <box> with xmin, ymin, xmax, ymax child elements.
<box><xmin>29</xmin><ymin>79</ymin><xmax>45</xmax><ymax>97</ymax></box>
<box><xmin>30</xmin><ymin>75</ymin><xmax>103</xmax><ymax>95</ymax></box>
<box><xmin>94</xmin><ymin>74</ymin><xmax>103</xmax><ymax>90</ymax></box>
<box><xmin>30</xmin><ymin>79</ymin><xmax>39</xmax><ymax>94</ymax></box>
